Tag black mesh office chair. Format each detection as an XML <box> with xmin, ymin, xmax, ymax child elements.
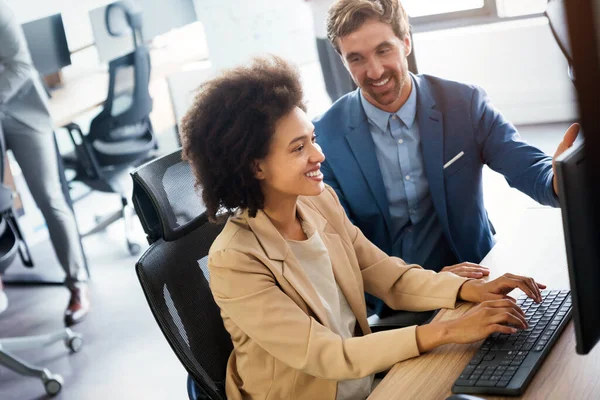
<box><xmin>61</xmin><ymin>2</ymin><xmax>156</xmax><ymax>255</ymax></box>
<box><xmin>131</xmin><ymin>150</ymin><xmax>232</xmax><ymax>400</ymax></box>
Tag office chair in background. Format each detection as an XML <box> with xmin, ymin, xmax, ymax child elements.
<box><xmin>0</xmin><ymin>126</ymin><xmax>83</xmax><ymax>397</ymax></box>
<box><xmin>62</xmin><ymin>1</ymin><xmax>156</xmax><ymax>256</ymax></box>
<box><xmin>131</xmin><ymin>150</ymin><xmax>232</xmax><ymax>400</ymax></box>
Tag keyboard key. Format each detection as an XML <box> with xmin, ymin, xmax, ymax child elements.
<box><xmin>455</xmin><ymin>379</ymin><xmax>477</xmax><ymax>387</ymax></box>
<box><xmin>476</xmin><ymin>380</ymin><xmax>498</xmax><ymax>387</ymax></box>
<box><xmin>497</xmin><ymin>379</ymin><xmax>511</xmax><ymax>387</ymax></box>
<box><xmin>483</xmin><ymin>354</ymin><xmax>496</xmax><ymax>361</ymax></box>
<box><xmin>522</xmin><ymin>343</ymin><xmax>534</xmax><ymax>351</ymax></box>
<box><xmin>502</xmin><ymin>371</ymin><xmax>515</xmax><ymax>379</ymax></box>
<box><xmin>534</xmin><ymin>345</ymin><xmax>545</xmax><ymax>352</ymax></box>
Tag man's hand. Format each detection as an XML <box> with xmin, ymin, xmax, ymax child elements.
<box><xmin>553</xmin><ymin>123</ymin><xmax>580</xmax><ymax>195</ymax></box>
<box><xmin>441</xmin><ymin>262</ymin><xmax>490</xmax><ymax>278</ymax></box>
<box><xmin>458</xmin><ymin>273</ymin><xmax>546</xmax><ymax>303</ymax></box>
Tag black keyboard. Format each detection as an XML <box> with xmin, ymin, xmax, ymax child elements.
<box><xmin>452</xmin><ymin>289</ymin><xmax>572</xmax><ymax>396</ymax></box>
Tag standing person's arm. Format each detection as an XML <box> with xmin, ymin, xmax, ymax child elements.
<box><xmin>0</xmin><ymin>2</ymin><xmax>31</xmax><ymax>104</ymax></box>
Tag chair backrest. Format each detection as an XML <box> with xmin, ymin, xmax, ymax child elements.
<box><xmin>131</xmin><ymin>149</ymin><xmax>232</xmax><ymax>400</ymax></box>
<box><xmin>131</xmin><ymin>149</ymin><xmax>206</xmax><ymax>243</ymax></box>
<box><xmin>546</xmin><ymin>0</ymin><xmax>573</xmax><ymax>79</ymax></box>
<box><xmin>88</xmin><ymin>45</ymin><xmax>154</xmax><ymax>144</ymax></box>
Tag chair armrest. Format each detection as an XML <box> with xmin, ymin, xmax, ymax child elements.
<box><xmin>367</xmin><ymin>310</ymin><xmax>438</xmax><ymax>333</ymax></box>
<box><xmin>62</xmin><ymin>123</ymin><xmax>102</xmax><ymax>179</ymax></box>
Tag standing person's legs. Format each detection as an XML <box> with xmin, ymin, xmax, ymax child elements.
<box><xmin>1</xmin><ymin>116</ymin><xmax>89</xmax><ymax>324</ymax></box>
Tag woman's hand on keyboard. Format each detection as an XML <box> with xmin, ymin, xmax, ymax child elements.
<box><xmin>458</xmin><ymin>273</ymin><xmax>546</xmax><ymax>304</ymax></box>
<box><xmin>443</xmin><ymin>299</ymin><xmax>528</xmax><ymax>344</ymax></box>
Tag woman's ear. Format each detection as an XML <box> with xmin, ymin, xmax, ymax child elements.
<box><xmin>253</xmin><ymin>159</ymin><xmax>265</xmax><ymax>180</ymax></box>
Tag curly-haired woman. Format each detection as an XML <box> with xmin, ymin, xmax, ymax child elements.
<box><xmin>181</xmin><ymin>56</ymin><xmax>545</xmax><ymax>400</ymax></box>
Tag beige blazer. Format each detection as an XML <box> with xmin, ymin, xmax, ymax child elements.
<box><xmin>208</xmin><ymin>186</ymin><xmax>468</xmax><ymax>400</ymax></box>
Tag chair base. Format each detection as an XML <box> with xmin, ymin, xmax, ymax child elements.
<box><xmin>80</xmin><ymin>196</ymin><xmax>141</xmax><ymax>256</ymax></box>
<box><xmin>0</xmin><ymin>328</ymin><xmax>83</xmax><ymax>397</ymax></box>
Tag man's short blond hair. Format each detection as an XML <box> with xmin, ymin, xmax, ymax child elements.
<box><xmin>326</xmin><ymin>0</ymin><xmax>410</xmax><ymax>53</ymax></box>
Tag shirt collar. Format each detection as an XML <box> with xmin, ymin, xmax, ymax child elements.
<box><xmin>359</xmin><ymin>75</ymin><xmax>418</xmax><ymax>132</ymax></box>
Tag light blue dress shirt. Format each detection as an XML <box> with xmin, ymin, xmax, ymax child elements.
<box><xmin>360</xmin><ymin>79</ymin><xmax>449</xmax><ymax>268</ymax></box>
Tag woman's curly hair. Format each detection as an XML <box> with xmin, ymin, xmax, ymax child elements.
<box><xmin>180</xmin><ymin>56</ymin><xmax>306</xmax><ymax>222</ymax></box>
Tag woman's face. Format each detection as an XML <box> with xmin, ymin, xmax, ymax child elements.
<box><xmin>255</xmin><ymin>107</ymin><xmax>325</xmax><ymax>202</ymax></box>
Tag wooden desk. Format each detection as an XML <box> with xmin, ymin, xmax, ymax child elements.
<box><xmin>369</xmin><ymin>207</ymin><xmax>600</xmax><ymax>400</ymax></box>
<box><xmin>47</xmin><ymin>70</ymin><xmax>108</xmax><ymax>128</ymax></box>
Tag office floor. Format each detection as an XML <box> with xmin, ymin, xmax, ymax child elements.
<box><xmin>0</xmin><ymin>53</ymin><xmax>575</xmax><ymax>399</ymax></box>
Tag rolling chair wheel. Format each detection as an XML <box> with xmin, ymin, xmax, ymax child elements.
<box><xmin>66</xmin><ymin>335</ymin><xmax>83</xmax><ymax>353</ymax></box>
<box><xmin>128</xmin><ymin>242</ymin><xmax>141</xmax><ymax>256</ymax></box>
<box><xmin>43</xmin><ymin>374</ymin><xmax>63</xmax><ymax>396</ymax></box>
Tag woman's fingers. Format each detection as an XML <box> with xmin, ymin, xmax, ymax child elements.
<box><xmin>483</xmin><ymin>299</ymin><xmax>526</xmax><ymax>320</ymax></box>
<box><xmin>488</xmin><ymin>323</ymin><xmax>519</xmax><ymax>335</ymax></box>
<box><xmin>502</xmin><ymin>274</ymin><xmax>542</xmax><ymax>302</ymax></box>
<box><xmin>489</xmin><ymin>308</ymin><xmax>528</xmax><ymax>329</ymax></box>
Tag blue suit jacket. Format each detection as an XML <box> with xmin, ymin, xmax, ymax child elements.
<box><xmin>314</xmin><ymin>74</ymin><xmax>559</xmax><ymax>266</ymax></box>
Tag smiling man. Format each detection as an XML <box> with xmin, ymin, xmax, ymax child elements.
<box><xmin>313</xmin><ymin>0</ymin><xmax>579</xmax><ymax>315</ymax></box>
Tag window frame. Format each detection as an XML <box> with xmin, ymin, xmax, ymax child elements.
<box><xmin>408</xmin><ymin>0</ymin><xmax>546</xmax><ymax>33</ymax></box>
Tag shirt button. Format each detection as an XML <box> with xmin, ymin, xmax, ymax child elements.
<box><xmin>405</xmin><ymin>175</ymin><xmax>411</xmax><ymax>181</ymax></box>
<box><xmin>391</xmin><ymin>114</ymin><xmax>398</xmax><ymax>119</ymax></box>
<box><xmin>398</xmin><ymin>139</ymin><xmax>404</xmax><ymax>144</ymax></box>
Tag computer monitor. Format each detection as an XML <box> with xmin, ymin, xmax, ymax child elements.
<box><xmin>557</xmin><ymin>0</ymin><xmax>600</xmax><ymax>355</ymax></box>
<box><xmin>555</xmin><ymin>142</ymin><xmax>600</xmax><ymax>355</ymax></box>
<box><xmin>21</xmin><ymin>14</ymin><xmax>71</xmax><ymax>76</ymax></box>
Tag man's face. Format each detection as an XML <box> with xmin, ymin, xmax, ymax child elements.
<box><xmin>337</xmin><ymin>18</ymin><xmax>412</xmax><ymax>113</ymax></box>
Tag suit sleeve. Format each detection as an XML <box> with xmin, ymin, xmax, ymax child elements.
<box><xmin>322</xmin><ymin>186</ymin><xmax>470</xmax><ymax>311</ymax></box>
<box><xmin>209</xmin><ymin>248</ymin><xmax>423</xmax><ymax>380</ymax></box>
<box><xmin>470</xmin><ymin>86</ymin><xmax>559</xmax><ymax>207</ymax></box>
<box><xmin>0</xmin><ymin>6</ymin><xmax>32</xmax><ymax>105</ymax></box>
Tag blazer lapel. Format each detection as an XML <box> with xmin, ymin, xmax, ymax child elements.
<box><xmin>345</xmin><ymin>92</ymin><xmax>393</xmax><ymax>232</ymax></box>
<box><xmin>245</xmin><ymin>209</ymin><xmax>330</xmax><ymax>328</ymax></box>
<box><xmin>414</xmin><ymin>75</ymin><xmax>451</xmax><ymax>235</ymax></box>
<box><xmin>297</xmin><ymin>202</ymin><xmax>370</xmax><ymax>335</ymax></box>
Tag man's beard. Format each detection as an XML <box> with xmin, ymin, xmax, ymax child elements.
<box><xmin>363</xmin><ymin>70</ymin><xmax>405</xmax><ymax>107</ymax></box>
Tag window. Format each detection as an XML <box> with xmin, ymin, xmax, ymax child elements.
<box><xmin>403</xmin><ymin>0</ymin><xmax>485</xmax><ymax>18</ymax></box>
<box><xmin>407</xmin><ymin>0</ymin><xmax>548</xmax><ymax>30</ymax></box>
<box><xmin>496</xmin><ymin>0</ymin><xmax>547</xmax><ymax>17</ymax></box>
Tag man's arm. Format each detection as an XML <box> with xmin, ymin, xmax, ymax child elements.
<box><xmin>0</xmin><ymin>3</ymin><xmax>32</xmax><ymax>104</ymax></box>
<box><xmin>471</xmin><ymin>86</ymin><xmax>560</xmax><ymax>207</ymax></box>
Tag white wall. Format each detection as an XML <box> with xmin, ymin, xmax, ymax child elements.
<box><xmin>413</xmin><ymin>17</ymin><xmax>578</xmax><ymax>125</ymax></box>
<box><xmin>193</xmin><ymin>0</ymin><xmax>317</xmax><ymax>71</ymax></box>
